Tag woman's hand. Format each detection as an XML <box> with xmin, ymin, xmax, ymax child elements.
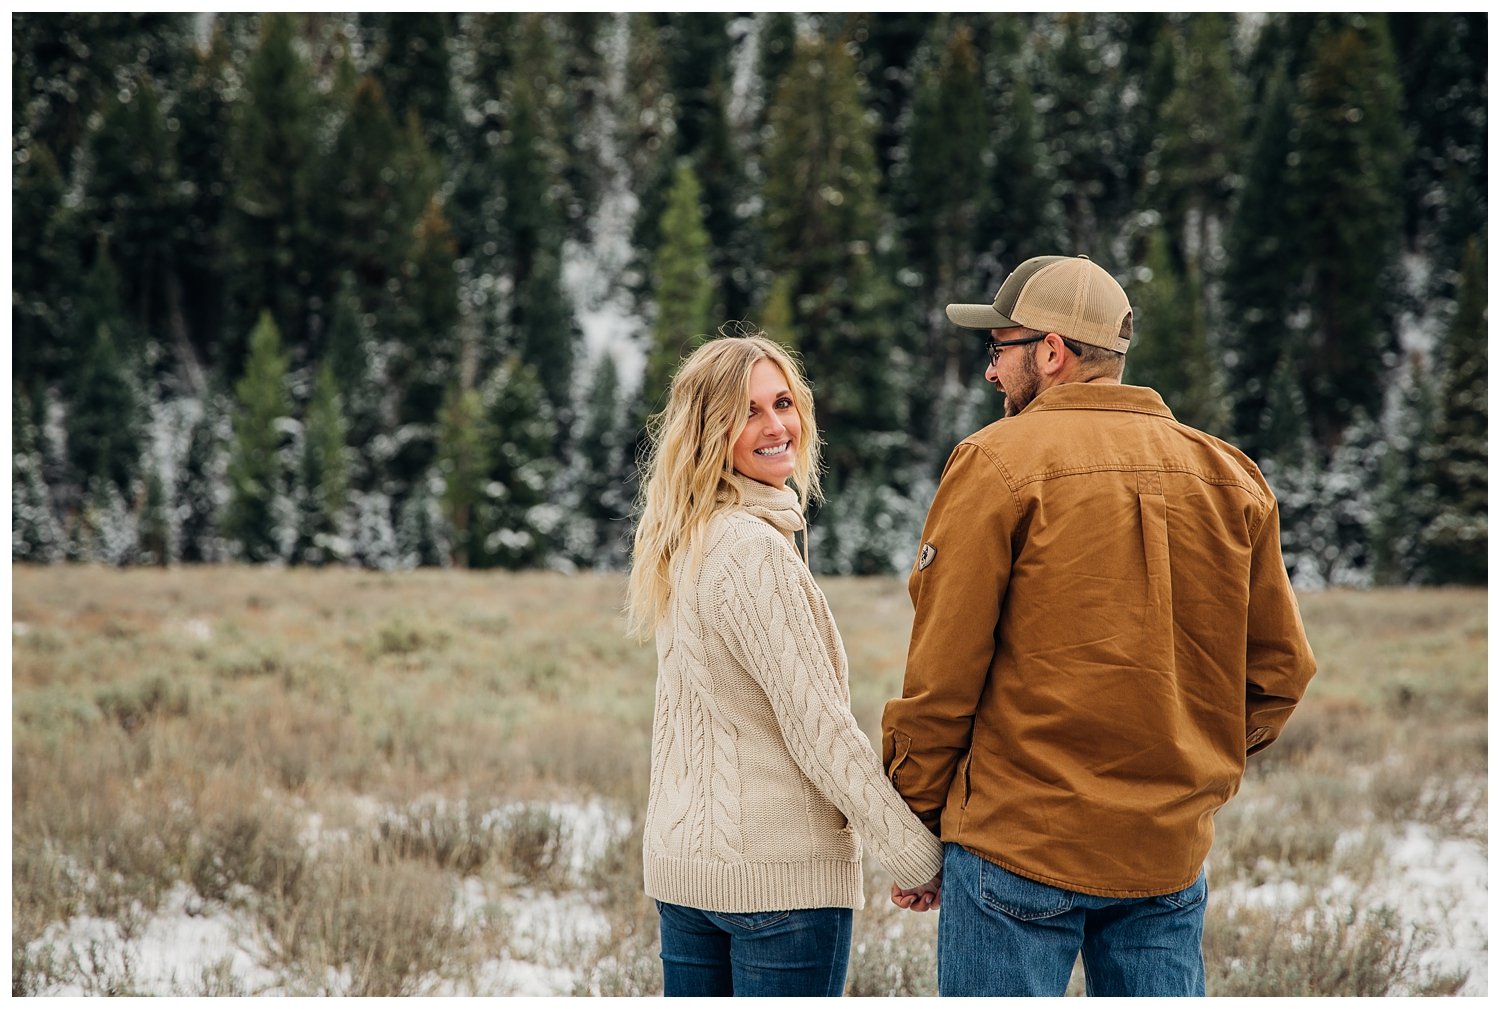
<box><xmin>890</xmin><ymin>872</ymin><xmax>941</xmax><ymax>911</ymax></box>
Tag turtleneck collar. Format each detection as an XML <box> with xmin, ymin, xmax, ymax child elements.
<box><xmin>719</xmin><ymin>470</ymin><xmax>805</xmax><ymax>536</ymax></box>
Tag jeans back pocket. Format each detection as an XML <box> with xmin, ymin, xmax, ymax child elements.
<box><xmin>979</xmin><ymin>860</ymin><xmax>1076</xmax><ymax>921</ymax></box>
<box><xmin>1157</xmin><ymin>870</ymin><xmax>1207</xmax><ymax>911</ymax></box>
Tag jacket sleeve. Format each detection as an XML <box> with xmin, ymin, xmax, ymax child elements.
<box><xmin>713</xmin><ymin>534</ymin><xmax>945</xmax><ymax>890</ymax></box>
<box><xmin>1243</xmin><ymin>496</ymin><xmax>1318</xmax><ymax>754</ymax></box>
<box><xmin>881</xmin><ymin>442</ymin><xmax>1015</xmax><ymax>833</ymax></box>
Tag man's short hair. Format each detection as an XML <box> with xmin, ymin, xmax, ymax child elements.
<box><xmin>1061</xmin><ymin>313</ymin><xmax>1129</xmax><ymax>378</ymax></box>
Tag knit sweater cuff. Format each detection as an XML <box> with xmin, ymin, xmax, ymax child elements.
<box><xmin>644</xmin><ymin>854</ymin><xmax>865</xmax><ymax>913</ymax></box>
<box><xmin>879</xmin><ymin>829</ymin><xmax>945</xmax><ymax>890</ymax></box>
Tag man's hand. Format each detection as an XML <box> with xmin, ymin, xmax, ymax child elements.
<box><xmin>891</xmin><ymin>872</ymin><xmax>941</xmax><ymax>912</ymax></box>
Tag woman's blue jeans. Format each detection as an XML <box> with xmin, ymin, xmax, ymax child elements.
<box><xmin>656</xmin><ymin>900</ymin><xmax>852</xmax><ymax>997</ymax></box>
<box><xmin>938</xmin><ymin>843</ymin><xmax>1207</xmax><ymax>997</ymax></box>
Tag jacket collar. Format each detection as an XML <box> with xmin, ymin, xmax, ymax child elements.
<box><xmin>719</xmin><ymin>470</ymin><xmax>806</xmax><ymax>535</ymax></box>
<box><xmin>1019</xmin><ymin>382</ymin><xmax>1176</xmax><ymax>420</ymax></box>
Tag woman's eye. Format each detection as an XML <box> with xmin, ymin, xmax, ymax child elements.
<box><xmin>776</xmin><ymin>398</ymin><xmax>793</xmax><ymax>410</ymax></box>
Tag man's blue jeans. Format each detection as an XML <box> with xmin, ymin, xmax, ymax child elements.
<box><xmin>938</xmin><ymin>843</ymin><xmax>1207</xmax><ymax>997</ymax></box>
<box><xmin>656</xmin><ymin>900</ymin><xmax>852</xmax><ymax>997</ymax></box>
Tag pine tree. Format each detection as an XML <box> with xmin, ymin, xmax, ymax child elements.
<box><xmin>294</xmin><ymin>361</ymin><xmax>351</xmax><ymax>565</ymax></box>
<box><xmin>402</xmin><ymin>198</ymin><xmax>463</xmax><ymax>420</ymax></box>
<box><xmin>1116</xmin><ymin>13</ymin><xmax>1176</xmax><ymax>205</ymax></box>
<box><xmin>226</xmin><ymin>12</ymin><xmax>319</xmax><ymax>370</ymax></box>
<box><xmin>435</xmin><ymin>384</ymin><xmax>487</xmax><ymax>568</ymax></box>
<box><xmin>555</xmin><ymin>13</ymin><xmax>612</xmax><ymax>235</ymax></box>
<box><xmin>385</xmin><ymin>196</ymin><xmax>463</xmax><ymax>491</ymax></box>
<box><xmin>138</xmin><ymin>461</ymin><xmax>174</xmax><ymax>566</ymax></box>
<box><xmin>646</xmin><ymin>162</ymin><xmax>717</xmax><ymax>410</ymax></box>
<box><xmin>324</xmin><ymin>272</ymin><xmax>384</xmax><ymax>476</ymax></box>
<box><xmin>979</xmin><ymin>71</ymin><xmax>1064</xmax><ymax>274</ymax></box>
<box><xmin>396</xmin><ymin>471</ymin><xmax>452</xmax><ymax>569</ymax></box>
<box><xmin>12</xmin><ymin>13</ymin><xmax>194</xmax><ymax>174</ymax></box>
<box><xmin>83</xmin><ymin>76</ymin><xmax>182</xmax><ymax>363</ymax></box>
<box><xmin>900</xmin><ymin>21</ymin><xmax>990</xmax><ymax>447</ymax></box>
<box><xmin>763</xmin><ymin>34</ymin><xmax>902</xmax><ymax>477</ymax></box>
<box><xmin>1291</xmin><ymin>14</ymin><xmax>1406</xmax><ymax>446</ymax></box>
<box><xmin>370</xmin><ymin>13</ymin><xmax>456</xmax><ymax>155</ymax></box>
<box><xmin>225</xmin><ymin>311</ymin><xmax>293</xmax><ymax>562</ymax></box>
<box><xmin>1223</xmin><ymin>64</ymin><xmax>1298</xmax><ymax>459</ymax></box>
<box><xmin>1372</xmin><ymin>355</ymin><xmax>1438</xmax><ymax>585</ymax></box>
<box><xmin>1146</xmin><ymin>14</ymin><xmax>1240</xmax><ymax>270</ymax></box>
<box><xmin>1423</xmin><ymin>239</ymin><xmax>1487</xmax><ymax>584</ymax></box>
<box><xmin>619</xmin><ymin>13</ymin><xmax>678</xmax><ymax>262</ymax></box>
<box><xmin>1390</xmin><ymin>13</ymin><xmax>1487</xmax><ymax>301</ymax></box>
<box><xmin>472</xmin><ymin>358</ymin><xmax>560</xmax><ymax>569</ymax></box>
<box><xmin>1320</xmin><ymin>409</ymin><xmax>1386</xmax><ymax>586</ymax></box>
<box><xmin>498</xmin><ymin>30</ymin><xmax>581</xmax><ymax>419</ymax></box>
<box><xmin>902</xmin><ymin>22</ymin><xmax>987</xmax><ymax>303</ymax></box>
<box><xmin>67</xmin><ymin>247</ymin><xmax>142</xmax><ymax>496</ymax></box>
<box><xmin>647</xmin><ymin>14</ymin><xmax>741</xmax><ymax>304</ymax></box>
<box><xmin>1039</xmin><ymin>14</ymin><xmax>1128</xmax><ymax>251</ymax></box>
<box><xmin>12</xmin><ymin>142</ymin><xmax>84</xmax><ymax>393</ymax></box>
<box><xmin>318</xmin><ymin>71</ymin><xmax>436</xmax><ymax>373</ymax></box>
<box><xmin>755</xmin><ymin>277</ymin><xmax>799</xmax><ymax>352</ymax></box>
<box><xmin>173</xmin><ymin>25</ymin><xmax>235</xmax><ymax>376</ymax></box>
<box><xmin>564</xmin><ymin>351</ymin><xmax>634</xmax><ymax>570</ymax></box>
<box><xmin>841</xmin><ymin>12</ymin><xmax>936</xmax><ymax>187</ymax></box>
<box><xmin>1257</xmin><ymin>349</ymin><xmax>1324</xmax><ymax>587</ymax></box>
<box><xmin>176</xmin><ymin>404</ymin><xmax>227</xmax><ymax>563</ymax></box>
<box><xmin>756</xmin><ymin>13</ymin><xmax>799</xmax><ymax>118</ymax></box>
<box><xmin>693</xmin><ymin>71</ymin><xmax>754</xmax><ymax>321</ymax></box>
<box><xmin>12</xmin><ymin>388</ymin><xmax>64</xmax><ymax>564</ymax></box>
<box><xmin>1126</xmin><ymin>228</ymin><xmax>1223</xmax><ymax>433</ymax></box>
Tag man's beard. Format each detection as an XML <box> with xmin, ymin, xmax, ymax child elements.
<box><xmin>1002</xmin><ymin>350</ymin><xmax>1041</xmax><ymax>417</ymax></box>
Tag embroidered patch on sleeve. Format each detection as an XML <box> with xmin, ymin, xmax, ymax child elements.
<box><xmin>918</xmin><ymin>543</ymin><xmax>937</xmax><ymax>570</ymax></box>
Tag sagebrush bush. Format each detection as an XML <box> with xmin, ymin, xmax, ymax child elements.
<box><xmin>371</xmin><ymin>799</ymin><xmax>499</xmax><ymax>875</ymax></box>
<box><xmin>1205</xmin><ymin>900</ymin><xmax>1468</xmax><ymax>996</ymax></box>
<box><xmin>261</xmin><ymin>851</ymin><xmax>467</xmax><ymax>996</ymax></box>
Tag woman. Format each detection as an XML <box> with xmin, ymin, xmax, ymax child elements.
<box><xmin>626</xmin><ymin>331</ymin><xmax>944</xmax><ymax>997</ymax></box>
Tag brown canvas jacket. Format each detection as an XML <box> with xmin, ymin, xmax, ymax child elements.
<box><xmin>882</xmin><ymin>382</ymin><xmax>1317</xmax><ymax>898</ymax></box>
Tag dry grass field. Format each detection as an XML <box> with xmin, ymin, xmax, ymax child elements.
<box><xmin>10</xmin><ymin>565</ymin><xmax>1487</xmax><ymax>995</ymax></box>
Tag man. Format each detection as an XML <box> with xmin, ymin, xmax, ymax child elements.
<box><xmin>881</xmin><ymin>254</ymin><xmax>1317</xmax><ymax>996</ymax></box>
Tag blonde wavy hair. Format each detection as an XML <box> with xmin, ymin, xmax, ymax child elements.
<box><xmin>625</xmin><ymin>330</ymin><xmax>822</xmax><ymax>642</ymax></box>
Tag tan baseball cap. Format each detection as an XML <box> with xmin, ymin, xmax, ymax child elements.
<box><xmin>946</xmin><ymin>254</ymin><xmax>1133</xmax><ymax>354</ymax></box>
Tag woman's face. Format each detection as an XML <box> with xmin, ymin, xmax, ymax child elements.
<box><xmin>731</xmin><ymin>359</ymin><xmax>801</xmax><ymax>489</ymax></box>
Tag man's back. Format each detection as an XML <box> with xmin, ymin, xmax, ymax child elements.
<box><xmin>886</xmin><ymin>381</ymin><xmax>1316</xmax><ymax>897</ymax></box>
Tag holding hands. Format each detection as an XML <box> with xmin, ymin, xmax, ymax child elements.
<box><xmin>891</xmin><ymin>872</ymin><xmax>942</xmax><ymax>912</ymax></box>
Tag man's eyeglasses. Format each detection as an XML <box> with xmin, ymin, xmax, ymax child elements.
<box><xmin>985</xmin><ymin>334</ymin><xmax>1046</xmax><ymax>365</ymax></box>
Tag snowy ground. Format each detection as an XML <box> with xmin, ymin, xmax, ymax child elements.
<box><xmin>25</xmin><ymin>798</ymin><xmax>629</xmax><ymax>997</ymax></box>
<box><xmin>24</xmin><ymin>805</ymin><xmax>1487</xmax><ymax>997</ymax></box>
<box><xmin>1221</xmin><ymin>821</ymin><xmax>1487</xmax><ymax>995</ymax></box>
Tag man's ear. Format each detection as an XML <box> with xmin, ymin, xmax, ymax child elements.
<box><xmin>1038</xmin><ymin>333</ymin><xmax>1069</xmax><ymax>377</ymax></box>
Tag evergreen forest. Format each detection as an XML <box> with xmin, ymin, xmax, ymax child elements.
<box><xmin>10</xmin><ymin>12</ymin><xmax>1488</xmax><ymax>585</ymax></box>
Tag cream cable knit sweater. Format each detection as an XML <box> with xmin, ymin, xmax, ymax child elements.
<box><xmin>643</xmin><ymin>473</ymin><xmax>944</xmax><ymax>913</ymax></box>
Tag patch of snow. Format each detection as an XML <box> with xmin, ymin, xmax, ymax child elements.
<box><xmin>1218</xmin><ymin>820</ymin><xmax>1487</xmax><ymax>995</ymax></box>
<box><xmin>1222</xmin><ymin>876</ymin><xmax>1302</xmax><ymax>910</ymax></box>
<box><xmin>1369</xmin><ymin>822</ymin><xmax>1487</xmax><ymax>994</ymax></box>
<box><xmin>21</xmin><ymin>791</ymin><xmax>639</xmax><ymax>997</ymax></box>
<box><xmin>441</xmin><ymin>879</ymin><xmax>613</xmax><ymax>996</ymax></box>
<box><xmin>27</xmin><ymin>882</ymin><xmax>280</xmax><ymax>996</ymax></box>
<box><xmin>180</xmin><ymin>618</ymin><xmax>213</xmax><ymax>641</ymax></box>
<box><xmin>14</xmin><ymin>621</ymin><xmax>30</xmax><ymax>636</ymax></box>
<box><xmin>482</xmin><ymin>797</ymin><xmax>632</xmax><ymax>878</ymax></box>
